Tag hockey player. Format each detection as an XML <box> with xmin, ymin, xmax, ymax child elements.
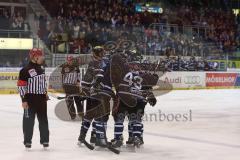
<box><xmin>78</xmin><ymin>46</ymin><xmax>116</xmax><ymax>148</ymax></box>
<box><xmin>17</xmin><ymin>48</ymin><xmax>49</xmax><ymax>149</ymax></box>
<box><xmin>111</xmin><ymin>62</ymin><xmax>157</xmax><ymax>148</ymax></box>
<box><xmin>93</xmin><ymin>53</ymin><xmax>115</xmax><ymax>147</ymax></box>
<box><xmin>61</xmin><ymin>55</ymin><xmax>84</xmax><ymax>120</ymax></box>
<box><xmin>78</xmin><ymin>46</ymin><xmax>107</xmax><ymax>145</ymax></box>
<box><xmin>126</xmin><ymin>85</ymin><xmax>156</xmax><ymax>147</ymax></box>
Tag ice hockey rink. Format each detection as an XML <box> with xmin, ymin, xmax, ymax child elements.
<box><xmin>0</xmin><ymin>89</ymin><xmax>239</xmax><ymax>160</ymax></box>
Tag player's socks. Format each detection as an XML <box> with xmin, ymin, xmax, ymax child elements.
<box><xmin>128</xmin><ymin>121</ymin><xmax>133</xmax><ymax>138</ymax></box>
<box><xmin>95</xmin><ymin>121</ymin><xmax>107</xmax><ymax>147</ymax></box>
<box><xmin>110</xmin><ymin>122</ymin><xmax>124</xmax><ymax>148</ymax></box>
<box><xmin>90</xmin><ymin>120</ymin><xmax>97</xmax><ymax>143</ymax></box>
<box><xmin>92</xmin><ymin>120</ymin><xmax>96</xmax><ymax>132</ymax></box>
<box><xmin>78</xmin><ymin>118</ymin><xmax>91</xmax><ymax>142</ymax></box>
<box><xmin>140</xmin><ymin>122</ymin><xmax>144</xmax><ymax>145</ymax></box>
<box><xmin>132</xmin><ymin>121</ymin><xmax>143</xmax><ymax>147</ymax></box>
<box><xmin>132</xmin><ymin>121</ymin><xmax>142</xmax><ymax>138</ymax></box>
<box><xmin>126</xmin><ymin>121</ymin><xmax>134</xmax><ymax>145</ymax></box>
<box><xmin>114</xmin><ymin>122</ymin><xmax>124</xmax><ymax>140</ymax></box>
<box><xmin>140</xmin><ymin>122</ymin><xmax>143</xmax><ymax>136</ymax></box>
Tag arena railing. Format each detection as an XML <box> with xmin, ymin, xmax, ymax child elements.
<box><xmin>149</xmin><ymin>23</ymin><xmax>213</xmax><ymax>39</ymax></box>
<box><xmin>46</xmin><ymin>23</ymin><xmax>215</xmax><ymax>55</ymax></box>
<box><xmin>0</xmin><ymin>29</ymin><xmax>32</xmax><ymax>38</ymax></box>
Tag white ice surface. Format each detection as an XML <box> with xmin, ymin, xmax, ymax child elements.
<box><xmin>0</xmin><ymin>89</ymin><xmax>240</xmax><ymax>160</ymax></box>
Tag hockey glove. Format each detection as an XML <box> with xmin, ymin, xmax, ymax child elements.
<box><xmin>148</xmin><ymin>97</ymin><xmax>157</xmax><ymax>107</ymax></box>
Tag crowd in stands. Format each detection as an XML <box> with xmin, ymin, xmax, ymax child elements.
<box><xmin>36</xmin><ymin>0</ymin><xmax>239</xmax><ymax>56</ymax></box>
<box><xmin>0</xmin><ymin>7</ymin><xmax>29</xmax><ymax>31</ymax></box>
<box><xmin>140</xmin><ymin>47</ymin><xmax>219</xmax><ymax>71</ymax></box>
<box><xmin>0</xmin><ymin>7</ymin><xmax>30</xmax><ymax>39</ymax></box>
<box><xmin>171</xmin><ymin>6</ymin><xmax>239</xmax><ymax>52</ymax></box>
<box><xmin>158</xmin><ymin>56</ymin><xmax>218</xmax><ymax>71</ymax></box>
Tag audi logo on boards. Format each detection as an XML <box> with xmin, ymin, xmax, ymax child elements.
<box><xmin>184</xmin><ymin>76</ymin><xmax>201</xmax><ymax>84</ymax></box>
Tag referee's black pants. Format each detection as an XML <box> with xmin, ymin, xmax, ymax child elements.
<box><xmin>23</xmin><ymin>94</ymin><xmax>49</xmax><ymax>145</ymax></box>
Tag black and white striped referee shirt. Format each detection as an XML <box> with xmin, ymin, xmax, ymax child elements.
<box><xmin>61</xmin><ymin>64</ymin><xmax>81</xmax><ymax>85</ymax></box>
<box><xmin>17</xmin><ymin>61</ymin><xmax>47</xmax><ymax>102</ymax></box>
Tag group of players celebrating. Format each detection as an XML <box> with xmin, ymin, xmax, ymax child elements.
<box><xmin>17</xmin><ymin>41</ymin><xmax>159</xmax><ymax>154</ymax></box>
<box><xmin>60</xmin><ymin>43</ymin><xmax>158</xmax><ymax>153</ymax></box>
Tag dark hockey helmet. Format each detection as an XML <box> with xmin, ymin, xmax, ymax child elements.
<box><xmin>92</xmin><ymin>46</ymin><xmax>105</xmax><ymax>60</ymax></box>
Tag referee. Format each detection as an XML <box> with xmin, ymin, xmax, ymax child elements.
<box><xmin>17</xmin><ymin>48</ymin><xmax>49</xmax><ymax>149</ymax></box>
<box><xmin>61</xmin><ymin>55</ymin><xmax>84</xmax><ymax>120</ymax></box>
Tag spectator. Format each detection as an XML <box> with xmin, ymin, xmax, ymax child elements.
<box><xmin>0</xmin><ymin>9</ymin><xmax>10</xmax><ymax>29</ymax></box>
<box><xmin>72</xmin><ymin>23</ymin><xmax>80</xmax><ymax>39</ymax></box>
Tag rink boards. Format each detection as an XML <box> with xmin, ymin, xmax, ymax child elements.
<box><xmin>0</xmin><ymin>67</ymin><xmax>240</xmax><ymax>94</ymax></box>
<box><xmin>157</xmin><ymin>71</ymin><xmax>240</xmax><ymax>90</ymax></box>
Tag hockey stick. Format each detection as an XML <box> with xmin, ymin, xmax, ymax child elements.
<box><xmin>101</xmin><ymin>120</ymin><xmax>120</xmax><ymax>154</ymax></box>
<box><xmin>81</xmin><ymin>139</ymin><xmax>95</xmax><ymax>150</ymax></box>
<box><xmin>99</xmin><ymin>100</ymin><xmax>120</xmax><ymax>154</ymax></box>
<box><xmin>107</xmin><ymin>141</ymin><xmax>120</xmax><ymax>154</ymax></box>
<box><xmin>48</xmin><ymin>93</ymin><xmax>61</xmax><ymax>99</ymax></box>
<box><xmin>107</xmin><ymin>144</ymin><xmax>120</xmax><ymax>154</ymax></box>
<box><xmin>55</xmin><ymin>94</ymin><xmax>88</xmax><ymax>100</ymax></box>
<box><xmin>56</xmin><ymin>96</ymin><xmax>67</xmax><ymax>100</ymax></box>
<box><xmin>48</xmin><ymin>93</ymin><xmax>73</xmax><ymax>100</ymax></box>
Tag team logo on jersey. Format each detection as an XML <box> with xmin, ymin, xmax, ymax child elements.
<box><xmin>28</xmin><ymin>69</ymin><xmax>37</xmax><ymax>77</ymax></box>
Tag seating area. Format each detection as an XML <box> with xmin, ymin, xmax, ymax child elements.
<box><xmin>36</xmin><ymin>0</ymin><xmax>239</xmax><ymax>56</ymax></box>
<box><xmin>0</xmin><ymin>3</ymin><xmax>31</xmax><ymax>40</ymax></box>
